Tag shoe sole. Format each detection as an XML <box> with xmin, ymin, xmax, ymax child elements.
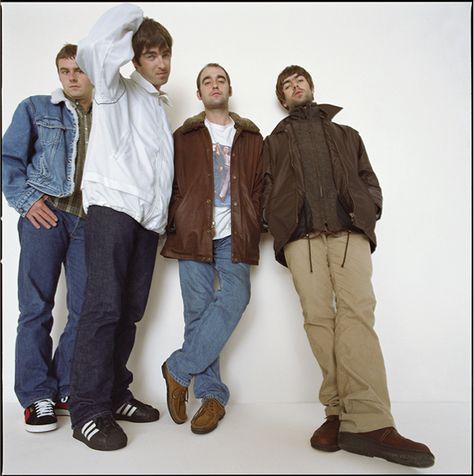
<box><xmin>338</xmin><ymin>433</ymin><xmax>435</xmax><ymax>468</ymax></box>
<box><xmin>191</xmin><ymin>413</ymin><xmax>225</xmax><ymax>435</ymax></box>
<box><xmin>310</xmin><ymin>441</ymin><xmax>340</xmax><ymax>452</ymax></box>
<box><xmin>73</xmin><ymin>430</ymin><xmax>127</xmax><ymax>451</ymax></box>
<box><xmin>161</xmin><ymin>363</ymin><xmax>187</xmax><ymax>425</ymax></box>
<box><xmin>25</xmin><ymin>422</ymin><xmax>57</xmax><ymax>433</ymax></box>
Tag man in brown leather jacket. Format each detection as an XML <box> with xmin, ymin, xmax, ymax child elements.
<box><xmin>161</xmin><ymin>63</ymin><xmax>263</xmax><ymax>434</ymax></box>
<box><xmin>262</xmin><ymin>65</ymin><xmax>434</xmax><ymax>468</ymax></box>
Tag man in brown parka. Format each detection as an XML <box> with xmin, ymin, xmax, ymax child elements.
<box><xmin>161</xmin><ymin>63</ymin><xmax>263</xmax><ymax>435</ymax></box>
<box><xmin>262</xmin><ymin>65</ymin><xmax>434</xmax><ymax>468</ymax></box>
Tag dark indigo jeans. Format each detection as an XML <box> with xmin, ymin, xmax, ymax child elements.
<box><xmin>69</xmin><ymin>206</ymin><xmax>159</xmax><ymax>428</ymax></box>
<box><xmin>15</xmin><ymin>207</ymin><xmax>86</xmax><ymax>408</ymax></box>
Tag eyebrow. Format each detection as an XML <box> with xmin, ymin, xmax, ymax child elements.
<box><xmin>282</xmin><ymin>74</ymin><xmax>302</xmax><ymax>87</ymax></box>
<box><xmin>201</xmin><ymin>74</ymin><xmax>227</xmax><ymax>84</ymax></box>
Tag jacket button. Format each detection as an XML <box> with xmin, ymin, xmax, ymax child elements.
<box><xmin>232</xmin><ymin>175</ymin><xmax>237</xmax><ymax>180</ymax></box>
<box><xmin>206</xmin><ymin>199</ymin><xmax>211</xmax><ymax>204</ymax></box>
<box><xmin>233</xmin><ymin>201</ymin><xmax>238</xmax><ymax>207</ymax></box>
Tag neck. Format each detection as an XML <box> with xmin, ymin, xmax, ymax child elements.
<box><xmin>205</xmin><ymin>108</ymin><xmax>231</xmax><ymax>126</ymax></box>
<box><xmin>77</xmin><ymin>97</ymin><xmax>92</xmax><ymax>112</ymax></box>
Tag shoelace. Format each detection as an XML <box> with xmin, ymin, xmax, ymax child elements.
<box><xmin>34</xmin><ymin>399</ymin><xmax>55</xmax><ymax>417</ymax></box>
<box><xmin>201</xmin><ymin>399</ymin><xmax>220</xmax><ymax>415</ymax></box>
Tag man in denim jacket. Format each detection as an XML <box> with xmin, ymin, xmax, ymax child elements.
<box><xmin>2</xmin><ymin>44</ymin><xmax>93</xmax><ymax>433</ymax></box>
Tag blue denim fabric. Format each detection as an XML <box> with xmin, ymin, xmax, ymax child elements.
<box><xmin>69</xmin><ymin>206</ymin><xmax>159</xmax><ymax>428</ymax></box>
<box><xmin>15</xmin><ymin>206</ymin><xmax>86</xmax><ymax>408</ymax></box>
<box><xmin>2</xmin><ymin>93</ymin><xmax>78</xmax><ymax>216</ymax></box>
<box><xmin>167</xmin><ymin>236</ymin><xmax>251</xmax><ymax>406</ymax></box>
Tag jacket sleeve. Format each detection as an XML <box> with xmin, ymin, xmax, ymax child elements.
<box><xmin>77</xmin><ymin>3</ymin><xmax>144</xmax><ymax>103</ymax></box>
<box><xmin>251</xmin><ymin>134</ymin><xmax>264</xmax><ymax>231</ymax></box>
<box><xmin>2</xmin><ymin>99</ymin><xmax>44</xmax><ymax>216</ymax></box>
<box><xmin>357</xmin><ymin>134</ymin><xmax>383</xmax><ymax>220</ymax></box>
<box><xmin>165</xmin><ymin>131</ymin><xmax>184</xmax><ymax>233</ymax></box>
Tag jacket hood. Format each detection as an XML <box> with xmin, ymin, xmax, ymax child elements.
<box><xmin>271</xmin><ymin>103</ymin><xmax>343</xmax><ymax>135</ymax></box>
<box><xmin>181</xmin><ymin>111</ymin><xmax>260</xmax><ymax>134</ymax></box>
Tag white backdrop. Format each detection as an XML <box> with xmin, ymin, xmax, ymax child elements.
<box><xmin>2</xmin><ymin>2</ymin><xmax>471</xmax><ymax>408</ymax></box>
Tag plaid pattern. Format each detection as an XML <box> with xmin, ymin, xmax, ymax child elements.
<box><xmin>49</xmin><ymin>100</ymin><xmax>91</xmax><ymax>218</ymax></box>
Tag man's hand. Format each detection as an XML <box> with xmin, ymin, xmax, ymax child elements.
<box><xmin>26</xmin><ymin>196</ymin><xmax>58</xmax><ymax>229</ymax></box>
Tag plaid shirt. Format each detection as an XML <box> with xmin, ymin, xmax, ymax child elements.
<box><xmin>49</xmin><ymin>99</ymin><xmax>92</xmax><ymax>218</ymax></box>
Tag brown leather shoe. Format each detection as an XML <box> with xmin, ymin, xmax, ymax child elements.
<box><xmin>310</xmin><ymin>415</ymin><xmax>340</xmax><ymax>452</ymax></box>
<box><xmin>190</xmin><ymin>398</ymin><xmax>225</xmax><ymax>434</ymax></box>
<box><xmin>161</xmin><ymin>362</ymin><xmax>188</xmax><ymax>424</ymax></box>
<box><xmin>339</xmin><ymin>427</ymin><xmax>435</xmax><ymax>468</ymax></box>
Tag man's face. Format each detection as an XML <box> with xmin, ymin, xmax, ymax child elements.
<box><xmin>281</xmin><ymin>73</ymin><xmax>314</xmax><ymax>110</ymax></box>
<box><xmin>133</xmin><ymin>45</ymin><xmax>171</xmax><ymax>90</ymax></box>
<box><xmin>197</xmin><ymin>66</ymin><xmax>231</xmax><ymax>110</ymax></box>
<box><xmin>57</xmin><ymin>58</ymin><xmax>93</xmax><ymax>102</ymax></box>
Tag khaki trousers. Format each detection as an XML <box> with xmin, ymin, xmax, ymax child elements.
<box><xmin>284</xmin><ymin>232</ymin><xmax>395</xmax><ymax>432</ymax></box>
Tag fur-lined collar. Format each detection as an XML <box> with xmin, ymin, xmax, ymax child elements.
<box><xmin>181</xmin><ymin>111</ymin><xmax>260</xmax><ymax>134</ymax></box>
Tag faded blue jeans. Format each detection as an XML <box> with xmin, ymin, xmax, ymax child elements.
<box><xmin>15</xmin><ymin>207</ymin><xmax>86</xmax><ymax>408</ymax></box>
<box><xmin>166</xmin><ymin>236</ymin><xmax>251</xmax><ymax>406</ymax></box>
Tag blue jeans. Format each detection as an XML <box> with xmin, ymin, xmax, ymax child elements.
<box><xmin>166</xmin><ymin>236</ymin><xmax>251</xmax><ymax>406</ymax></box>
<box><xmin>69</xmin><ymin>206</ymin><xmax>159</xmax><ymax>428</ymax></box>
<box><xmin>15</xmin><ymin>207</ymin><xmax>86</xmax><ymax>408</ymax></box>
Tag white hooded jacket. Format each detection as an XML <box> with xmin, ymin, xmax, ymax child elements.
<box><xmin>77</xmin><ymin>3</ymin><xmax>173</xmax><ymax>233</ymax></box>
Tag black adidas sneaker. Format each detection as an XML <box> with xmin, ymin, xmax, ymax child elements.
<box><xmin>114</xmin><ymin>398</ymin><xmax>160</xmax><ymax>423</ymax></box>
<box><xmin>73</xmin><ymin>415</ymin><xmax>127</xmax><ymax>451</ymax></box>
<box><xmin>24</xmin><ymin>399</ymin><xmax>57</xmax><ymax>433</ymax></box>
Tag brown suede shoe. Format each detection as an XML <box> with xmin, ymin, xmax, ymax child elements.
<box><xmin>310</xmin><ymin>415</ymin><xmax>340</xmax><ymax>452</ymax></box>
<box><xmin>161</xmin><ymin>362</ymin><xmax>188</xmax><ymax>424</ymax></box>
<box><xmin>339</xmin><ymin>427</ymin><xmax>435</xmax><ymax>468</ymax></box>
<box><xmin>190</xmin><ymin>398</ymin><xmax>225</xmax><ymax>434</ymax></box>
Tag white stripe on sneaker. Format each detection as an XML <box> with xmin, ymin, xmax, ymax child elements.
<box><xmin>116</xmin><ymin>402</ymin><xmax>137</xmax><ymax>417</ymax></box>
<box><xmin>82</xmin><ymin>420</ymin><xmax>98</xmax><ymax>440</ymax></box>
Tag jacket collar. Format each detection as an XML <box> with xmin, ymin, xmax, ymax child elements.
<box><xmin>271</xmin><ymin>102</ymin><xmax>343</xmax><ymax>134</ymax></box>
<box><xmin>131</xmin><ymin>70</ymin><xmax>171</xmax><ymax>106</ymax></box>
<box><xmin>50</xmin><ymin>88</ymin><xmax>69</xmax><ymax>105</ymax></box>
<box><xmin>181</xmin><ymin>111</ymin><xmax>260</xmax><ymax>134</ymax></box>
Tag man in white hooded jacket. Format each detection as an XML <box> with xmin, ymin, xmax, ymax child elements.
<box><xmin>69</xmin><ymin>3</ymin><xmax>174</xmax><ymax>451</ymax></box>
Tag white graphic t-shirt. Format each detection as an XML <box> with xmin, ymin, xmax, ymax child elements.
<box><xmin>205</xmin><ymin>118</ymin><xmax>236</xmax><ymax>240</ymax></box>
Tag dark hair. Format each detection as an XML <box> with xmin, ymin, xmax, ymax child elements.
<box><xmin>55</xmin><ymin>44</ymin><xmax>77</xmax><ymax>70</ymax></box>
<box><xmin>275</xmin><ymin>65</ymin><xmax>314</xmax><ymax>108</ymax></box>
<box><xmin>196</xmin><ymin>63</ymin><xmax>232</xmax><ymax>93</ymax></box>
<box><xmin>132</xmin><ymin>17</ymin><xmax>173</xmax><ymax>64</ymax></box>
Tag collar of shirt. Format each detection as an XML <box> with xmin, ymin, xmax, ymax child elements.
<box><xmin>130</xmin><ymin>70</ymin><xmax>172</xmax><ymax>107</ymax></box>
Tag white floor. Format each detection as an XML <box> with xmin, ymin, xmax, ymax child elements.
<box><xmin>2</xmin><ymin>401</ymin><xmax>471</xmax><ymax>475</ymax></box>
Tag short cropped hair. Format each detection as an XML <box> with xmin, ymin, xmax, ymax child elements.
<box><xmin>55</xmin><ymin>44</ymin><xmax>77</xmax><ymax>70</ymax></box>
<box><xmin>275</xmin><ymin>65</ymin><xmax>314</xmax><ymax>108</ymax></box>
<box><xmin>132</xmin><ymin>17</ymin><xmax>173</xmax><ymax>64</ymax></box>
<box><xmin>196</xmin><ymin>63</ymin><xmax>232</xmax><ymax>93</ymax></box>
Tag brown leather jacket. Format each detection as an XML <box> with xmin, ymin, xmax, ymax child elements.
<box><xmin>161</xmin><ymin>112</ymin><xmax>264</xmax><ymax>265</ymax></box>
<box><xmin>262</xmin><ymin>103</ymin><xmax>382</xmax><ymax>267</ymax></box>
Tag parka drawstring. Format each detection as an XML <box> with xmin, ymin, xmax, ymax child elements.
<box><xmin>306</xmin><ymin>233</ymin><xmax>313</xmax><ymax>273</ymax></box>
<box><xmin>341</xmin><ymin>230</ymin><xmax>351</xmax><ymax>268</ymax></box>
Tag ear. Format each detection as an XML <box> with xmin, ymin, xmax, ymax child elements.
<box><xmin>196</xmin><ymin>89</ymin><xmax>202</xmax><ymax>101</ymax></box>
<box><xmin>229</xmin><ymin>86</ymin><xmax>233</xmax><ymax>97</ymax></box>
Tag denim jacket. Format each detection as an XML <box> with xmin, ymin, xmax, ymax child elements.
<box><xmin>2</xmin><ymin>89</ymin><xmax>79</xmax><ymax>216</ymax></box>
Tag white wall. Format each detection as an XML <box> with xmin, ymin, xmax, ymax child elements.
<box><xmin>2</xmin><ymin>2</ymin><xmax>471</xmax><ymax>407</ymax></box>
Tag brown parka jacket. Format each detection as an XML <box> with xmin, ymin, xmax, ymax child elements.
<box><xmin>262</xmin><ymin>103</ymin><xmax>382</xmax><ymax>267</ymax></box>
<box><xmin>161</xmin><ymin>111</ymin><xmax>264</xmax><ymax>265</ymax></box>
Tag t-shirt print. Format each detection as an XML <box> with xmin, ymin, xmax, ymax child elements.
<box><xmin>213</xmin><ymin>142</ymin><xmax>232</xmax><ymax>207</ymax></box>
